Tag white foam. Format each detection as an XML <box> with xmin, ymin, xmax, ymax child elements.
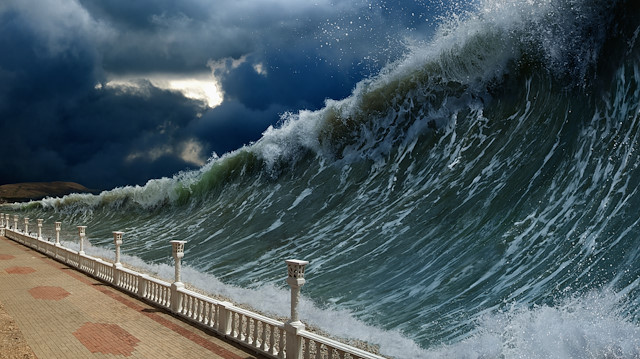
<box><xmin>288</xmin><ymin>188</ymin><xmax>313</xmax><ymax>210</ymax></box>
<box><xmin>427</xmin><ymin>290</ymin><xmax>640</xmax><ymax>358</ymax></box>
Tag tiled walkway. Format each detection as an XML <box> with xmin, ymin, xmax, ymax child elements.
<box><xmin>0</xmin><ymin>235</ymin><xmax>262</xmax><ymax>358</ymax></box>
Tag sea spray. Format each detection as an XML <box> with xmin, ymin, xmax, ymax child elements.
<box><xmin>427</xmin><ymin>291</ymin><xmax>640</xmax><ymax>358</ymax></box>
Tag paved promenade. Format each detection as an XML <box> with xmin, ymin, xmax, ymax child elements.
<box><xmin>0</xmin><ymin>235</ymin><xmax>262</xmax><ymax>358</ymax></box>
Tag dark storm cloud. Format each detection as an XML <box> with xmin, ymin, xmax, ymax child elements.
<box><xmin>187</xmin><ymin>100</ymin><xmax>288</xmax><ymax>155</ymax></box>
<box><xmin>0</xmin><ymin>0</ymin><xmax>449</xmax><ymax>190</ymax></box>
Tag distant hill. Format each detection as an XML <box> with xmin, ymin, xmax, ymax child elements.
<box><xmin>0</xmin><ymin>182</ymin><xmax>95</xmax><ymax>203</ymax></box>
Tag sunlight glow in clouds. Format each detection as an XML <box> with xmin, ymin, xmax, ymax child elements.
<box><xmin>102</xmin><ymin>73</ymin><xmax>223</xmax><ymax>108</ymax></box>
<box><xmin>126</xmin><ymin>139</ymin><xmax>207</xmax><ymax>166</ymax></box>
<box><xmin>161</xmin><ymin>78</ymin><xmax>223</xmax><ymax>108</ymax></box>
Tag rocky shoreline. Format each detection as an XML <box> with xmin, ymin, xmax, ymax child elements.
<box><xmin>0</xmin><ymin>182</ymin><xmax>95</xmax><ymax>204</ymax></box>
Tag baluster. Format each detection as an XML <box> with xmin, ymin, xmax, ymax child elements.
<box><xmin>260</xmin><ymin>321</ymin><xmax>268</xmax><ymax>351</ymax></box>
<box><xmin>253</xmin><ymin>318</ymin><xmax>259</xmax><ymax>347</ymax></box>
<box><xmin>151</xmin><ymin>283</ymin><xmax>157</xmax><ymax>302</ymax></box>
<box><xmin>236</xmin><ymin>313</ymin><xmax>244</xmax><ymax>341</ymax></box>
<box><xmin>231</xmin><ymin>313</ymin><xmax>238</xmax><ymax>337</ymax></box>
<box><xmin>214</xmin><ymin>303</ymin><xmax>220</xmax><ymax>329</ymax></box>
<box><xmin>163</xmin><ymin>285</ymin><xmax>167</xmax><ymax>305</ymax></box>
<box><xmin>269</xmin><ymin>324</ymin><xmax>277</xmax><ymax>355</ymax></box>
<box><xmin>245</xmin><ymin>317</ymin><xmax>252</xmax><ymax>344</ymax></box>
<box><xmin>244</xmin><ymin>317</ymin><xmax>251</xmax><ymax>344</ymax></box>
<box><xmin>200</xmin><ymin>300</ymin><xmax>206</xmax><ymax>323</ymax></box>
<box><xmin>207</xmin><ymin>302</ymin><xmax>214</xmax><ymax>327</ymax></box>
<box><xmin>304</xmin><ymin>338</ymin><xmax>311</xmax><ymax>359</ymax></box>
<box><xmin>278</xmin><ymin>326</ymin><xmax>285</xmax><ymax>359</ymax></box>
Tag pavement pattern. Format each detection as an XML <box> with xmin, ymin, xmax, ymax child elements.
<box><xmin>0</xmin><ymin>235</ymin><xmax>263</xmax><ymax>358</ymax></box>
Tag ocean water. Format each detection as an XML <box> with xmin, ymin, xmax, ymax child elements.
<box><xmin>5</xmin><ymin>0</ymin><xmax>640</xmax><ymax>357</ymax></box>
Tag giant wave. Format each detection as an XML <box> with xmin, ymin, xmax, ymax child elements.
<box><xmin>6</xmin><ymin>0</ymin><xmax>640</xmax><ymax>357</ymax></box>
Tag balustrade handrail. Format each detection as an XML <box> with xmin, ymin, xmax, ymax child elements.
<box><xmin>116</xmin><ymin>265</ymin><xmax>143</xmax><ymax>276</ymax></box>
<box><xmin>144</xmin><ymin>274</ymin><xmax>171</xmax><ymax>287</ymax></box>
<box><xmin>0</xmin><ymin>215</ymin><xmax>386</xmax><ymax>359</ymax></box>
<box><xmin>223</xmin><ymin>298</ymin><xmax>285</xmax><ymax>328</ymax></box>
<box><xmin>299</xmin><ymin>330</ymin><xmax>386</xmax><ymax>359</ymax></box>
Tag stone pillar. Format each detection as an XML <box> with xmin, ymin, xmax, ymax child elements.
<box><xmin>137</xmin><ymin>274</ymin><xmax>149</xmax><ymax>297</ymax></box>
<box><xmin>6</xmin><ymin>214</ymin><xmax>10</xmax><ymax>229</ymax></box>
<box><xmin>37</xmin><ymin>219</ymin><xmax>43</xmax><ymax>240</ymax></box>
<box><xmin>170</xmin><ymin>240</ymin><xmax>187</xmax><ymax>313</ymax></box>
<box><xmin>24</xmin><ymin>217</ymin><xmax>29</xmax><ymax>234</ymax></box>
<box><xmin>0</xmin><ymin>213</ymin><xmax>3</xmax><ymax>227</ymax></box>
<box><xmin>77</xmin><ymin>226</ymin><xmax>86</xmax><ymax>255</ymax></box>
<box><xmin>113</xmin><ymin>231</ymin><xmax>124</xmax><ymax>265</ymax></box>
<box><xmin>54</xmin><ymin>222</ymin><xmax>61</xmax><ymax>246</ymax></box>
<box><xmin>217</xmin><ymin>302</ymin><xmax>234</xmax><ymax>335</ymax></box>
<box><xmin>284</xmin><ymin>259</ymin><xmax>309</xmax><ymax>359</ymax></box>
<box><xmin>13</xmin><ymin>215</ymin><xmax>18</xmax><ymax>232</ymax></box>
<box><xmin>171</xmin><ymin>240</ymin><xmax>187</xmax><ymax>283</ymax></box>
<box><xmin>112</xmin><ymin>231</ymin><xmax>124</xmax><ymax>286</ymax></box>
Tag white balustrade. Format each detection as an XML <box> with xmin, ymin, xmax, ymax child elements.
<box><xmin>1</xmin><ymin>214</ymin><xmax>384</xmax><ymax>359</ymax></box>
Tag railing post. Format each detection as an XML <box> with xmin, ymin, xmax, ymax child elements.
<box><xmin>284</xmin><ymin>259</ymin><xmax>309</xmax><ymax>359</ymax></box>
<box><xmin>37</xmin><ymin>219</ymin><xmax>43</xmax><ymax>240</ymax></box>
<box><xmin>170</xmin><ymin>240</ymin><xmax>187</xmax><ymax>313</ymax></box>
<box><xmin>54</xmin><ymin>222</ymin><xmax>61</xmax><ymax>246</ymax></box>
<box><xmin>13</xmin><ymin>215</ymin><xmax>18</xmax><ymax>232</ymax></box>
<box><xmin>138</xmin><ymin>274</ymin><xmax>149</xmax><ymax>297</ymax></box>
<box><xmin>6</xmin><ymin>214</ymin><xmax>10</xmax><ymax>229</ymax></box>
<box><xmin>24</xmin><ymin>217</ymin><xmax>29</xmax><ymax>235</ymax></box>
<box><xmin>217</xmin><ymin>302</ymin><xmax>234</xmax><ymax>335</ymax></box>
<box><xmin>0</xmin><ymin>213</ymin><xmax>4</xmax><ymax>236</ymax></box>
<box><xmin>112</xmin><ymin>231</ymin><xmax>124</xmax><ymax>286</ymax></box>
<box><xmin>77</xmin><ymin>226</ymin><xmax>86</xmax><ymax>255</ymax></box>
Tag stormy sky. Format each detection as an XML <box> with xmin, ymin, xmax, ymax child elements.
<box><xmin>0</xmin><ymin>0</ymin><xmax>461</xmax><ymax>190</ymax></box>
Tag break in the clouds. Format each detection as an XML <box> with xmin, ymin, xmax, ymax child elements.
<box><xmin>0</xmin><ymin>0</ymin><xmax>451</xmax><ymax>190</ymax></box>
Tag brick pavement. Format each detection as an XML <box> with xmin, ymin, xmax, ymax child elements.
<box><xmin>0</xmin><ymin>236</ymin><xmax>263</xmax><ymax>358</ymax></box>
